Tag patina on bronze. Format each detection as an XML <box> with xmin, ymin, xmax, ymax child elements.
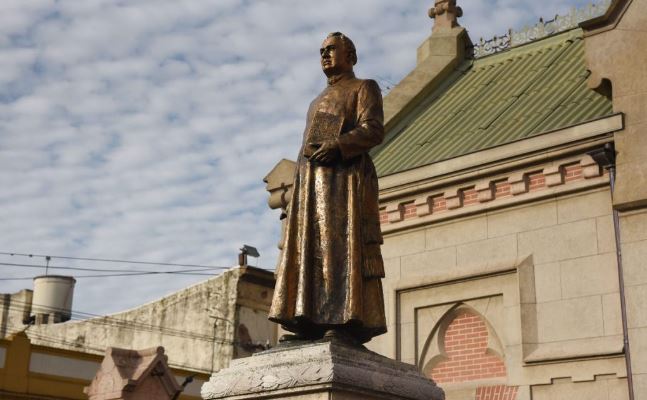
<box><xmin>269</xmin><ymin>32</ymin><xmax>387</xmax><ymax>344</ymax></box>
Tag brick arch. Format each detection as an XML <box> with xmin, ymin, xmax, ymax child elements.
<box><xmin>429</xmin><ymin>310</ymin><xmax>507</xmax><ymax>384</ymax></box>
<box><xmin>421</xmin><ymin>306</ymin><xmax>518</xmax><ymax>400</ymax></box>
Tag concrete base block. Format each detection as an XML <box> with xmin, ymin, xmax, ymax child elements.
<box><xmin>201</xmin><ymin>339</ymin><xmax>445</xmax><ymax>400</ymax></box>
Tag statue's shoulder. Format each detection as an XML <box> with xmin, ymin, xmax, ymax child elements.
<box><xmin>351</xmin><ymin>78</ymin><xmax>381</xmax><ymax>94</ymax></box>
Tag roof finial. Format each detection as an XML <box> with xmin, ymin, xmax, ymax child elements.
<box><xmin>428</xmin><ymin>0</ymin><xmax>463</xmax><ymax>32</ymax></box>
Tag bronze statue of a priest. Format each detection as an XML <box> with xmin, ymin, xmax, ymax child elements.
<box><xmin>269</xmin><ymin>32</ymin><xmax>386</xmax><ymax>344</ymax></box>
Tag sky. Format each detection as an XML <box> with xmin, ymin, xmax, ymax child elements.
<box><xmin>0</xmin><ymin>0</ymin><xmax>594</xmax><ymax>317</ymax></box>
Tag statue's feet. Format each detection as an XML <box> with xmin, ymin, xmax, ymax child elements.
<box><xmin>278</xmin><ymin>332</ymin><xmax>309</xmax><ymax>343</ymax></box>
<box><xmin>323</xmin><ymin>329</ymin><xmax>360</xmax><ymax>346</ymax></box>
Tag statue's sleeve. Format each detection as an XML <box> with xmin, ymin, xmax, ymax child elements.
<box><xmin>337</xmin><ymin>79</ymin><xmax>384</xmax><ymax>160</ymax></box>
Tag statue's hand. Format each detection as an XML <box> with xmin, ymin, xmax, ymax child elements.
<box><xmin>309</xmin><ymin>140</ymin><xmax>340</xmax><ymax>164</ymax></box>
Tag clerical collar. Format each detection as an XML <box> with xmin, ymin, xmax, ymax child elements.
<box><xmin>327</xmin><ymin>71</ymin><xmax>355</xmax><ymax>86</ymax></box>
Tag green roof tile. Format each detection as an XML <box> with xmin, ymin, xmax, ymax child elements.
<box><xmin>372</xmin><ymin>29</ymin><xmax>613</xmax><ymax>177</ymax></box>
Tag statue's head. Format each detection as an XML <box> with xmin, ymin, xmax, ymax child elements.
<box><xmin>320</xmin><ymin>32</ymin><xmax>357</xmax><ymax>77</ymax></box>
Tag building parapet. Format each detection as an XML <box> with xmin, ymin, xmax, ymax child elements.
<box><xmin>473</xmin><ymin>0</ymin><xmax>612</xmax><ymax>58</ymax></box>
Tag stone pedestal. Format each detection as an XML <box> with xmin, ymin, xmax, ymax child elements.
<box><xmin>201</xmin><ymin>339</ymin><xmax>444</xmax><ymax>400</ymax></box>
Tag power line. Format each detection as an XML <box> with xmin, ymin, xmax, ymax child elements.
<box><xmin>0</xmin><ymin>251</ymin><xmax>234</xmax><ymax>270</ymax></box>
<box><xmin>0</xmin><ymin>273</ymin><xmax>218</xmax><ymax>281</ymax></box>
<box><xmin>0</xmin><ymin>251</ymin><xmax>275</xmax><ymax>277</ymax></box>
<box><xmin>0</xmin><ymin>261</ymin><xmax>223</xmax><ymax>280</ymax></box>
<box><xmin>0</xmin><ymin>261</ymin><xmax>222</xmax><ymax>274</ymax></box>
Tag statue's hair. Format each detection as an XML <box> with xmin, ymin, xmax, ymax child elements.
<box><xmin>327</xmin><ymin>32</ymin><xmax>357</xmax><ymax>65</ymax></box>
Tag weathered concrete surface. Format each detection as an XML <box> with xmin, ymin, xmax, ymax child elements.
<box><xmin>201</xmin><ymin>339</ymin><xmax>445</xmax><ymax>400</ymax></box>
<box><xmin>0</xmin><ymin>290</ymin><xmax>32</xmax><ymax>339</ymax></box>
<box><xmin>5</xmin><ymin>266</ymin><xmax>276</xmax><ymax>375</ymax></box>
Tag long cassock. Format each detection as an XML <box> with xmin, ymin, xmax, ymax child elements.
<box><xmin>269</xmin><ymin>71</ymin><xmax>387</xmax><ymax>343</ymax></box>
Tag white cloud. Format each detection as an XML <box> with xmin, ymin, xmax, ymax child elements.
<box><xmin>0</xmin><ymin>0</ymin><xmax>593</xmax><ymax>315</ymax></box>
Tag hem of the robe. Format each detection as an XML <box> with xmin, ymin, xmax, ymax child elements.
<box><xmin>268</xmin><ymin>315</ymin><xmax>387</xmax><ymax>344</ymax></box>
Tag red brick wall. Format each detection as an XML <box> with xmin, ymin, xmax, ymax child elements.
<box><xmin>403</xmin><ymin>202</ymin><xmax>417</xmax><ymax>219</ymax></box>
<box><xmin>430</xmin><ymin>312</ymin><xmax>507</xmax><ymax>384</ymax></box>
<box><xmin>476</xmin><ymin>385</ymin><xmax>518</xmax><ymax>400</ymax></box>
<box><xmin>379</xmin><ymin>209</ymin><xmax>388</xmax><ymax>224</ymax></box>
<box><xmin>494</xmin><ymin>181</ymin><xmax>511</xmax><ymax>198</ymax></box>
<box><xmin>528</xmin><ymin>171</ymin><xmax>546</xmax><ymax>190</ymax></box>
<box><xmin>564</xmin><ymin>163</ymin><xmax>583</xmax><ymax>182</ymax></box>
<box><xmin>463</xmin><ymin>188</ymin><xmax>478</xmax><ymax>206</ymax></box>
<box><xmin>432</xmin><ymin>195</ymin><xmax>446</xmax><ymax>212</ymax></box>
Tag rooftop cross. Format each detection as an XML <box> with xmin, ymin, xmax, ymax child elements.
<box><xmin>428</xmin><ymin>0</ymin><xmax>463</xmax><ymax>32</ymax></box>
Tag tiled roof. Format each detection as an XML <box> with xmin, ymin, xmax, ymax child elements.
<box><xmin>372</xmin><ymin>29</ymin><xmax>613</xmax><ymax>177</ymax></box>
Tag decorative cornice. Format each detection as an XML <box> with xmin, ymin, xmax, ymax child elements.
<box><xmin>473</xmin><ymin>0</ymin><xmax>612</xmax><ymax>58</ymax></box>
<box><xmin>378</xmin><ymin>114</ymin><xmax>622</xmax><ymax>197</ymax></box>
<box><xmin>380</xmin><ymin>154</ymin><xmax>607</xmax><ymax>234</ymax></box>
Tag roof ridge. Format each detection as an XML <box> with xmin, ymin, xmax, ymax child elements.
<box><xmin>472</xmin><ymin>0</ymin><xmax>611</xmax><ymax>59</ymax></box>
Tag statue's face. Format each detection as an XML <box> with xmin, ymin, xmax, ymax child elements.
<box><xmin>320</xmin><ymin>36</ymin><xmax>353</xmax><ymax>76</ymax></box>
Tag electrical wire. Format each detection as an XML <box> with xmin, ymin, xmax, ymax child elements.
<box><xmin>0</xmin><ymin>251</ymin><xmax>275</xmax><ymax>280</ymax></box>
<box><xmin>0</xmin><ymin>261</ymin><xmax>224</xmax><ymax>280</ymax></box>
<box><xmin>0</xmin><ymin>261</ymin><xmax>223</xmax><ymax>273</ymax></box>
<box><xmin>0</xmin><ymin>272</ymin><xmax>219</xmax><ymax>280</ymax></box>
<box><xmin>0</xmin><ymin>251</ymin><xmax>231</xmax><ymax>270</ymax></box>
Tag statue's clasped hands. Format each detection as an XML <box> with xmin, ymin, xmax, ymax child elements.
<box><xmin>308</xmin><ymin>140</ymin><xmax>341</xmax><ymax>164</ymax></box>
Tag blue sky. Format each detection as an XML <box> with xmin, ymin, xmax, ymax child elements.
<box><xmin>0</xmin><ymin>0</ymin><xmax>593</xmax><ymax>316</ymax></box>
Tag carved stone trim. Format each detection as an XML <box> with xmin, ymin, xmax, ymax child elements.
<box><xmin>581</xmin><ymin>154</ymin><xmax>603</xmax><ymax>178</ymax></box>
<box><xmin>543</xmin><ymin>165</ymin><xmax>564</xmax><ymax>187</ymax></box>
<box><xmin>445</xmin><ymin>189</ymin><xmax>462</xmax><ymax>210</ymax></box>
<box><xmin>509</xmin><ymin>172</ymin><xmax>529</xmax><ymax>196</ymax></box>
<box><xmin>415</xmin><ymin>196</ymin><xmax>433</xmax><ymax>217</ymax></box>
<box><xmin>476</xmin><ymin>180</ymin><xmax>495</xmax><ymax>203</ymax></box>
<box><xmin>386</xmin><ymin>203</ymin><xmax>404</xmax><ymax>223</ymax></box>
